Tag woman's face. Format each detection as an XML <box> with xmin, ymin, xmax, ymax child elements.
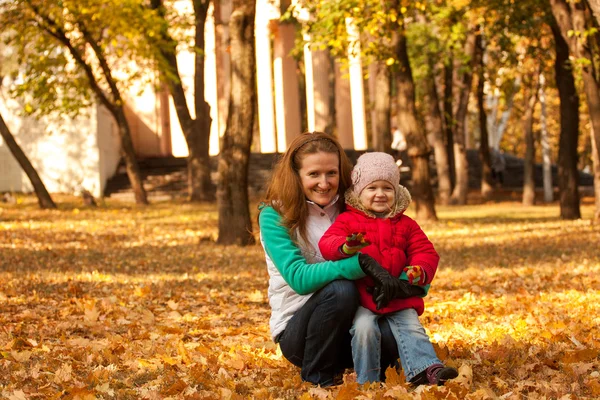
<box><xmin>298</xmin><ymin>151</ymin><xmax>340</xmax><ymax>207</ymax></box>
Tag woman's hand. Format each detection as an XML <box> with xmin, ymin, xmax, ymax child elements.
<box><xmin>359</xmin><ymin>254</ymin><xmax>425</xmax><ymax>309</ymax></box>
<box><xmin>372</xmin><ymin>280</ymin><xmax>425</xmax><ymax>309</ymax></box>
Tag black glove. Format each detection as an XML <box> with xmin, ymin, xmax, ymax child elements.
<box><xmin>358</xmin><ymin>254</ymin><xmax>397</xmax><ymax>310</ymax></box>
<box><xmin>373</xmin><ymin>280</ymin><xmax>425</xmax><ymax>309</ymax></box>
<box><xmin>358</xmin><ymin>254</ymin><xmax>394</xmax><ymax>286</ymax></box>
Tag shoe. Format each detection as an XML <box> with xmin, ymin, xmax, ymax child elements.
<box><xmin>317</xmin><ymin>371</ymin><xmax>344</xmax><ymax>388</ymax></box>
<box><xmin>410</xmin><ymin>363</ymin><xmax>458</xmax><ymax>386</ymax></box>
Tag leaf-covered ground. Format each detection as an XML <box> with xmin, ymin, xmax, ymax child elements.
<box><xmin>1</xmin><ymin>196</ymin><xmax>599</xmax><ymax>399</ymax></box>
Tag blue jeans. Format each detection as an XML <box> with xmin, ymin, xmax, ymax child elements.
<box><xmin>278</xmin><ymin>280</ymin><xmax>399</xmax><ymax>386</ymax></box>
<box><xmin>351</xmin><ymin>306</ymin><xmax>441</xmax><ymax>384</ymax></box>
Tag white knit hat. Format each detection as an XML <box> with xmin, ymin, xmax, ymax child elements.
<box><xmin>351</xmin><ymin>152</ymin><xmax>399</xmax><ymax>195</ymax></box>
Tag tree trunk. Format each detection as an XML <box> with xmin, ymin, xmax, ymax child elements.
<box><xmin>539</xmin><ymin>73</ymin><xmax>554</xmax><ymax>203</ymax></box>
<box><xmin>476</xmin><ymin>35</ymin><xmax>494</xmax><ymax>200</ymax></box>
<box><xmin>393</xmin><ymin>13</ymin><xmax>437</xmax><ymax>221</ymax></box>
<box><xmin>443</xmin><ymin>61</ymin><xmax>456</xmax><ymax>190</ymax></box>
<box><xmin>552</xmin><ymin>21</ymin><xmax>581</xmax><ymax>219</ymax></box>
<box><xmin>370</xmin><ymin>61</ymin><xmax>392</xmax><ymax>152</ymax></box>
<box><xmin>450</xmin><ymin>31</ymin><xmax>477</xmax><ymax>205</ymax></box>
<box><xmin>151</xmin><ymin>0</ymin><xmax>214</xmax><ymax>202</ymax></box>
<box><xmin>0</xmin><ymin>112</ymin><xmax>56</xmax><ymax>209</ymax></box>
<box><xmin>587</xmin><ymin>0</ymin><xmax>600</xmax><ymax>27</ymax></box>
<box><xmin>487</xmin><ymin>77</ymin><xmax>520</xmax><ymax>150</ymax></box>
<box><xmin>522</xmin><ymin>83</ymin><xmax>539</xmax><ymax>206</ymax></box>
<box><xmin>190</xmin><ymin>0</ymin><xmax>215</xmax><ymax>202</ymax></box>
<box><xmin>216</xmin><ymin>0</ymin><xmax>256</xmax><ymax>245</ymax></box>
<box><xmin>551</xmin><ymin>0</ymin><xmax>600</xmax><ymax>222</ymax></box>
<box><xmin>114</xmin><ymin>108</ymin><xmax>148</xmax><ymax>205</ymax></box>
<box><xmin>592</xmin><ymin>129</ymin><xmax>600</xmax><ymax>222</ymax></box>
<box><xmin>424</xmin><ymin>65</ymin><xmax>452</xmax><ymax>205</ymax></box>
<box><xmin>25</xmin><ymin>3</ymin><xmax>148</xmax><ymax>205</ymax></box>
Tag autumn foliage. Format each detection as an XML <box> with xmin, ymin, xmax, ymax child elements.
<box><xmin>1</xmin><ymin>196</ymin><xmax>599</xmax><ymax>399</ymax></box>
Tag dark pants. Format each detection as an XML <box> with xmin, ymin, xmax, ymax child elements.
<box><xmin>277</xmin><ymin>280</ymin><xmax>400</xmax><ymax>386</ymax></box>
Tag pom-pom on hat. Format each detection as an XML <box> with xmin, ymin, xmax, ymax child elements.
<box><xmin>351</xmin><ymin>152</ymin><xmax>400</xmax><ymax>195</ymax></box>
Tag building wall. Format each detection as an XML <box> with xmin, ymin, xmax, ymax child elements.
<box><xmin>0</xmin><ymin>136</ymin><xmax>23</xmax><ymax>193</ymax></box>
<box><xmin>0</xmin><ymin>80</ymin><xmax>121</xmax><ymax>198</ymax></box>
<box><xmin>97</xmin><ymin>105</ymin><xmax>122</xmax><ymax>196</ymax></box>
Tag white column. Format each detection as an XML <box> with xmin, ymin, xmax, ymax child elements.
<box><xmin>346</xmin><ymin>18</ymin><xmax>368</xmax><ymax>150</ymax></box>
<box><xmin>255</xmin><ymin>0</ymin><xmax>278</xmax><ymax>153</ymax></box>
<box><xmin>205</xmin><ymin>3</ymin><xmax>220</xmax><ymax>156</ymax></box>
<box><xmin>303</xmin><ymin>34</ymin><xmax>316</xmax><ymax>132</ymax></box>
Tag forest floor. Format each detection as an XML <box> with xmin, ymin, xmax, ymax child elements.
<box><xmin>0</xmin><ymin>195</ymin><xmax>599</xmax><ymax>399</ymax></box>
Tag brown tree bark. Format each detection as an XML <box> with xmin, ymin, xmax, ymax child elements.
<box><xmin>443</xmin><ymin>61</ymin><xmax>456</xmax><ymax>190</ymax></box>
<box><xmin>370</xmin><ymin>61</ymin><xmax>392</xmax><ymax>152</ymax></box>
<box><xmin>450</xmin><ymin>30</ymin><xmax>477</xmax><ymax>205</ymax></box>
<box><xmin>522</xmin><ymin>82</ymin><xmax>539</xmax><ymax>206</ymax></box>
<box><xmin>551</xmin><ymin>0</ymin><xmax>600</xmax><ymax>222</ymax></box>
<box><xmin>592</xmin><ymin>131</ymin><xmax>600</xmax><ymax>222</ymax></box>
<box><xmin>0</xmin><ymin>111</ymin><xmax>56</xmax><ymax>209</ymax></box>
<box><xmin>586</xmin><ymin>0</ymin><xmax>600</xmax><ymax>27</ymax></box>
<box><xmin>114</xmin><ymin>107</ymin><xmax>148</xmax><ymax>205</ymax></box>
<box><xmin>151</xmin><ymin>0</ymin><xmax>214</xmax><ymax>202</ymax></box>
<box><xmin>424</xmin><ymin>65</ymin><xmax>452</xmax><ymax>205</ymax></box>
<box><xmin>477</xmin><ymin>69</ymin><xmax>494</xmax><ymax>200</ymax></box>
<box><xmin>216</xmin><ymin>0</ymin><xmax>256</xmax><ymax>245</ymax></box>
<box><xmin>393</xmin><ymin>11</ymin><xmax>437</xmax><ymax>221</ymax></box>
<box><xmin>551</xmin><ymin>22</ymin><xmax>581</xmax><ymax>219</ymax></box>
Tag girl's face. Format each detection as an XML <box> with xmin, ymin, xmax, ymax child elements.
<box><xmin>298</xmin><ymin>151</ymin><xmax>340</xmax><ymax>207</ymax></box>
<box><xmin>359</xmin><ymin>180</ymin><xmax>395</xmax><ymax>213</ymax></box>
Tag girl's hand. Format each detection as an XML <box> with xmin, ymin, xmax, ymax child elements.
<box><xmin>403</xmin><ymin>265</ymin><xmax>426</xmax><ymax>285</ymax></box>
<box><xmin>342</xmin><ymin>232</ymin><xmax>370</xmax><ymax>255</ymax></box>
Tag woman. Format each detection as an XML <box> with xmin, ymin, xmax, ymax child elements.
<box><xmin>258</xmin><ymin>132</ymin><xmax>401</xmax><ymax>386</ymax></box>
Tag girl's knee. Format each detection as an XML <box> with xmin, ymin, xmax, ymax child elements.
<box><xmin>351</xmin><ymin>316</ymin><xmax>379</xmax><ymax>339</ymax></box>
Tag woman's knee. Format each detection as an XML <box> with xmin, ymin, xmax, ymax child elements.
<box><xmin>319</xmin><ymin>280</ymin><xmax>359</xmax><ymax>316</ymax></box>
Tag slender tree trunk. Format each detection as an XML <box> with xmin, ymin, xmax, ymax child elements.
<box><xmin>587</xmin><ymin>0</ymin><xmax>600</xmax><ymax>27</ymax></box>
<box><xmin>450</xmin><ymin>31</ymin><xmax>477</xmax><ymax>205</ymax></box>
<box><xmin>113</xmin><ymin>107</ymin><xmax>148</xmax><ymax>205</ymax></box>
<box><xmin>370</xmin><ymin>61</ymin><xmax>392</xmax><ymax>152</ymax></box>
<box><xmin>487</xmin><ymin>76</ymin><xmax>520</xmax><ymax>150</ymax></box>
<box><xmin>550</xmin><ymin>11</ymin><xmax>580</xmax><ymax>219</ymax></box>
<box><xmin>217</xmin><ymin>0</ymin><xmax>256</xmax><ymax>245</ymax></box>
<box><xmin>190</xmin><ymin>0</ymin><xmax>214</xmax><ymax>202</ymax></box>
<box><xmin>539</xmin><ymin>73</ymin><xmax>554</xmax><ymax>203</ymax></box>
<box><xmin>424</xmin><ymin>65</ymin><xmax>452</xmax><ymax>204</ymax></box>
<box><xmin>551</xmin><ymin>0</ymin><xmax>600</xmax><ymax>222</ymax></box>
<box><xmin>443</xmin><ymin>61</ymin><xmax>456</xmax><ymax>190</ymax></box>
<box><xmin>552</xmin><ymin>21</ymin><xmax>581</xmax><ymax>219</ymax></box>
<box><xmin>522</xmin><ymin>83</ymin><xmax>539</xmax><ymax>206</ymax></box>
<box><xmin>0</xmin><ymin>112</ymin><xmax>56</xmax><ymax>209</ymax></box>
<box><xmin>151</xmin><ymin>0</ymin><xmax>214</xmax><ymax>202</ymax></box>
<box><xmin>25</xmin><ymin>2</ymin><xmax>148</xmax><ymax>205</ymax></box>
<box><xmin>477</xmin><ymin>61</ymin><xmax>494</xmax><ymax>199</ymax></box>
<box><xmin>592</xmin><ymin>129</ymin><xmax>600</xmax><ymax>222</ymax></box>
<box><xmin>393</xmin><ymin>13</ymin><xmax>437</xmax><ymax>221</ymax></box>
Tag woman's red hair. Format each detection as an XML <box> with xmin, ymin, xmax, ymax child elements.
<box><xmin>261</xmin><ymin>132</ymin><xmax>353</xmax><ymax>243</ymax></box>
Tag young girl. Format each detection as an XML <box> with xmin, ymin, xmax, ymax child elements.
<box><xmin>258</xmin><ymin>133</ymin><xmax>402</xmax><ymax>387</ymax></box>
<box><xmin>319</xmin><ymin>152</ymin><xmax>458</xmax><ymax>386</ymax></box>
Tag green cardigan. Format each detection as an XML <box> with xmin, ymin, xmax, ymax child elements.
<box><xmin>259</xmin><ymin>205</ymin><xmax>366</xmax><ymax>295</ymax></box>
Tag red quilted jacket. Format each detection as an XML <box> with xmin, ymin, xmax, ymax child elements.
<box><xmin>319</xmin><ymin>186</ymin><xmax>439</xmax><ymax>315</ymax></box>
